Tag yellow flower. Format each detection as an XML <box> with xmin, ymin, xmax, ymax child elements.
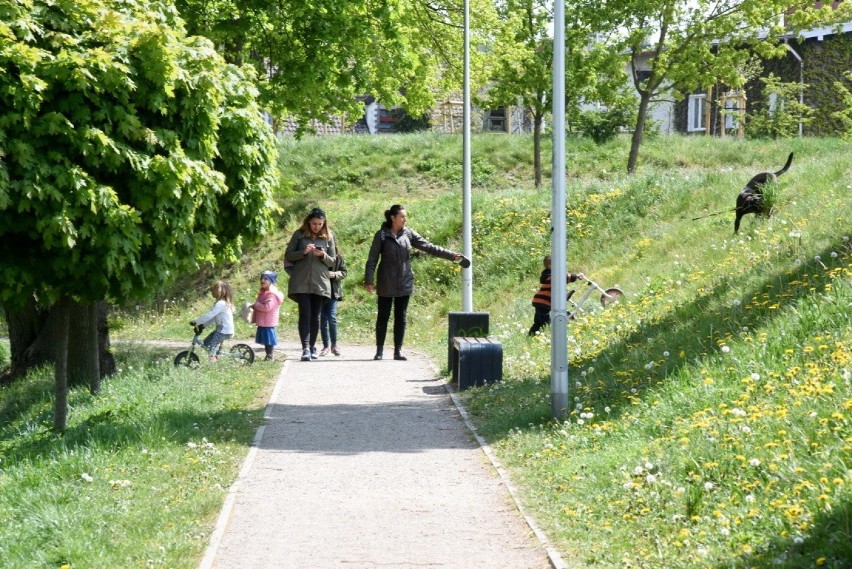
<box><xmin>816</xmin><ymin>558</ymin><xmax>826</xmax><ymax>566</ymax></box>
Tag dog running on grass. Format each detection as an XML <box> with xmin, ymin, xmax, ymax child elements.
<box><xmin>734</xmin><ymin>152</ymin><xmax>793</xmax><ymax>234</ymax></box>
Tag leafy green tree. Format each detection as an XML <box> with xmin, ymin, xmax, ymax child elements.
<box><xmin>581</xmin><ymin>0</ymin><xmax>842</xmax><ymax>173</ymax></box>
<box><xmin>746</xmin><ymin>74</ymin><xmax>813</xmax><ymax>138</ymax></box>
<box><xmin>0</xmin><ymin>0</ymin><xmax>278</xmax><ymax>428</ymax></box>
<box><xmin>484</xmin><ymin>0</ymin><xmax>627</xmax><ymax>186</ymax></box>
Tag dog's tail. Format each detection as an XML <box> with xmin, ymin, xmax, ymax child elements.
<box><xmin>692</xmin><ymin>208</ymin><xmax>735</xmax><ymax>221</ymax></box>
<box><xmin>775</xmin><ymin>152</ymin><xmax>794</xmax><ymax>177</ymax></box>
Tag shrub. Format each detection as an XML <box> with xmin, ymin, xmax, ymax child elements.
<box><xmin>576</xmin><ymin>106</ymin><xmax>634</xmax><ymax>144</ymax></box>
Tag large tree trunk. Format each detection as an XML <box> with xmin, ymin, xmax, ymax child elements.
<box><xmin>1</xmin><ymin>296</ymin><xmax>49</xmax><ymax>383</ymax></box>
<box><xmin>627</xmin><ymin>91</ymin><xmax>652</xmax><ymax>174</ymax></box>
<box><xmin>67</xmin><ymin>301</ymin><xmax>100</xmax><ymax>392</ymax></box>
<box><xmin>2</xmin><ymin>298</ymin><xmax>115</xmax><ymax>390</ymax></box>
<box><xmin>53</xmin><ymin>297</ymin><xmax>71</xmax><ymax>431</ymax></box>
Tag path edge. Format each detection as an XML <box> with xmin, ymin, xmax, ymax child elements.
<box><xmin>197</xmin><ymin>359</ymin><xmax>291</xmax><ymax>569</ymax></box>
<box><xmin>432</xmin><ymin>360</ymin><xmax>572</xmax><ymax>569</ymax></box>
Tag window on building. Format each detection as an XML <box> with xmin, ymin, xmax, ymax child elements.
<box><xmin>724</xmin><ymin>99</ymin><xmax>739</xmax><ymax>130</ymax></box>
<box><xmin>687</xmin><ymin>94</ymin><xmax>706</xmax><ymax>132</ymax></box>
<box><xmin>486</xmin><ymin>108</ymin><xmax>507</xmax><ymax>132</ymax></box>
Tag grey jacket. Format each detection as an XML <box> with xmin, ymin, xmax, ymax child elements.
<box><xmin>285</xmin><ymin>230</ymin><xmax>335</xmax><ymax>300</ymax></box>
<box><xmin>364</xmin><ymin>226</ymin><xmax>456</xmax><ymax>297</ymax></box>
<box><xmin>329</xmin><ymin>255</ymin><xmax>347</xmax><ymax>301</ymax></box>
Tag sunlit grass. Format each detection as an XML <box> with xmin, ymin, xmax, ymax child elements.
<box><xmin>6</xmin><ymin>133</ymin><xmax>849</xmax><ymax>568</ymax></box>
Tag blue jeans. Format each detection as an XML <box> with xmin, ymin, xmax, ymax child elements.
<box><xmin>320</xmin><ymin>298</ymin><xmax>339</xmax><ymax>348</ymax></box>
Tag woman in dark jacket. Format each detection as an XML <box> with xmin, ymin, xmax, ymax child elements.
<box><xmin>364</xmin><ymin>204</ymin><xmax>463</xmax><ymax>360</ymax></box>
<box><xmin>285</xmin><ymin>208</ymin><xmax>336</xmax><ymax>361</ymax></box>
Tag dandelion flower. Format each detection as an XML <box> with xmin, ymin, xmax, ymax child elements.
<box><xmin>749</xmin><ymin>458</ymin><xmax>761</xmax><ymax>467</ymax></box>
<box><xmin>721</xmin><ymin>345</ymin><xmax>730</xmax><ymax>353</ymax></box>
<box><xmin>750</xmin><ymin>373</ymin><xmax>760</xmax><ymax>381</ymax></box>
<box><xmin>793</xmin><ymin>536</ymin><xmax>804</xmax><ymax>545</ymax></box>
<box><xmin>663</xmin><ymin>351</ymin><xmax>670</xmax><ymax>358</ymax></box>
<box><xmin>704</xmin><ymin>481</ymin><xmax>715</xmax><ymax>491</ymax></box>
<box><xmin>81</xmin><ymin>473</ymin><xmax>94</xmax><ymax>483</ymax></box>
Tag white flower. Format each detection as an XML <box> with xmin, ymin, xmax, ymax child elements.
<box><xmin>576</xmin><ymin>419</ymin><xmax>585</xmax><ymax>426</ymax></box>
<box><xmin>81</xmin><ymin>473</ymin><xmax>94</xmax><ymax>483</ymax></box>
<box><xmin>831</xmin><ymin>251</ymin><xmax>838</xmax><ymax>258</ymax></box>
<box><xmin>604</xmin><ymin>406</ymin><xmax>611</xmax><ymax>413</ymax></box>
<box><xmin>732</xmin><ymin>408</ymin><xmax>747</xmax><ymax>417</ymax></box>
<box><xmin>720</xmin><ymin>527</ymin><xmax>730</xmax><ymax>536</ymax></box>
<box><xmin>645</xmin><ymin>462</ymin><xmax>654</xmax><ymax>471</ymax></box>
<box><xmin>663</xmin><ymin>351</ymin><xmax>670</xmax><ymax>357</ymax></box>
<box><xmin>645</xmin><ymin>474</ymin><xmax>657</xmax><ymax>484</ymax></box>
<box><xmin>750</xmin><ymin>373</ymin><xmax>761</xmax><ymax>381</ymax></box>
<box><xmin>741</xmin><ymin>426</ymin><xmax>752</xmax><ymax>434</ymax></box>
<box><xmin>721</xmin><ymin>345</ymin><xmax>730</xmax><ymax>353</ymax></box>
<box><xmin>749</xmin><ymin>458</ymin><xmax>760</xmax><ymax>467</ymax></box>
<box><xmin>732</xmin><ymin>300</ymin><xmax>742</xmax><ymax>307</ymax></box>
<box><xmin>793</xmin><ymin>536</ymin><xmax>804</xmax><ymax>545</ymax></box>
<box><xmin>745</xmin><ymin>494</ymin><xmax>755</xmax><ymax>503</ymax></box>
<box><xmin>633</xmin><ymin>466</ymin><xmax>644</xmax><ymax>476</ymax></box>
<box><xmin>704</xmin><ymin>481</ymin><xmax>715</xmax><ymax>491</ymax></box>
<box><xmin>186</xmin><ymin>442</ymin><xmax>198</xmax><ymax>449</ymax></box>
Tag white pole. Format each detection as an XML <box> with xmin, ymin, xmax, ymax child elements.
<box><xmin>550</xmin><ymin>0</ymin><xmax>568</xmax><ymax>419</ymax></box>
<box><xmin>462</xmin><ymin>0</ymin><xmax>474</xmax><ymax>312</ymax></box>
<box><xmin>784</xmin><ymin>40</ymin><xmax>804</xmax><ymax>138</ymax></box>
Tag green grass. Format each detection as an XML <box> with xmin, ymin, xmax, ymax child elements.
<box><xmin>2</xmin><ymin>132</ymin><xmax>850</xmax><ymax>568</ymax></box>
<box><xmin>0</xmin><ymin>349</ymin><xmax>277</xmax><ymax>568</ymax></box>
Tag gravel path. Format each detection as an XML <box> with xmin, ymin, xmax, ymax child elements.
<box><xmin>198</xmin><ymin>341</ymin><xmax>555</xmax><ymax>569</ymax></box>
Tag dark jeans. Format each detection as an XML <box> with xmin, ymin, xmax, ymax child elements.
<box><xmin>528</xmin><ymin>306</ymin><xmax>550</xmax><ymax>336</ymax></box>
<box><xmin>295</xmin><ymin>293</ymin><xmax>326</xmax><ymax>348</ymax></box>
<box><xmin>320</xmin><ymin>298</ymin><xmax>339</xmax><ymax>348</ymax></box>
<box><xmin>376</xmin><ymin>295</ymin><xmax>410</xmax><ymax>352</ymax></box>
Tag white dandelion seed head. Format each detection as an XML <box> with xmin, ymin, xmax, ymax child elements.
<box><xmin>645</xmin><ymin>474</ymin><xmax>657</xmax><ymax>484</ymax></box>
<box><xmin>663</xmin><ymin>351</ymin><xmax>670</xmax><ymax>357</ymax></box>
<box><xmin>633</xmin><ymin>466</ymin><xmax>644</xmax><ymax>476</ymax></box>
<box><xmin>604</xmin><ymin>406</ymin><xmax>611</xmax><ymax>413</ymax></box>
<box><xmin>704</xmin><ymin>481</ymin><xmax>715</xmax><ymax>491</ymax></box>
<box><xmin>793</xmin><ymin>536</ymin><xmax>804</xmax><ymax>544</ymax></box>
<box><xmin>750</xmin><ymin>373</ymin><xmax>760</xmax><ymax>381</ymax></box>
<box><xmin>721</xmin><ymin>345</ymin><xmax>731</xmax><ymax>353</ymax></box>
<box><xmin>81</xmin><ymin>473</ymin><xmax>94</xmax><ymax>483</ymax></box>
<box><xmin>732</xmin><ymin>299</ymin><xmax>742</xmax><ymax>307</ymax></box>
<box><xmin>745</xmin><ymin>494</ymin><xmax>755</xmax><ymax>503</ymax></box>
<box><xmin>720</xmin><ymin>527</ymin><xmax>730</xmax><ymax>536</ymax></box>
<box><xmin>749</xmin><ymin>458</ymin><xmax>760</xmax><ymax>467</ymax></box>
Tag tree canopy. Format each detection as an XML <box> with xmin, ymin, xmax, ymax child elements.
<box><xmin>579</xmin><ymin>0</ymin><xmax>846</xmax><ymax>172</ymax></box>
<box><xmin>0</xmin><ymin>0</ymin><xmax>278</xmax><ymax>305</ymax></box>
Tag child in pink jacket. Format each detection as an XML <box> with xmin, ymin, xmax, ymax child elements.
<box><xmin>253</xmin><ymin>270</ymin><xmax>284</xmax><ymax>360</ymax></box>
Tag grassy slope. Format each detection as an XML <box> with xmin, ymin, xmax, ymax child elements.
<box><xmin>260</xmin><ymin>133</ymin><xmax>851</xmax><ymax>568</ymax></box>
<box><xmin>7</xmin><ymin>132</ymin><xmax>846</xmax><ymax>568</ymax></box>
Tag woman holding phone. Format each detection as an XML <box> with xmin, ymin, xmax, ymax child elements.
<box><xmin>285</xmin><ymin>207</ymin><xmax>335</xmax><ymax>361</ymax></box>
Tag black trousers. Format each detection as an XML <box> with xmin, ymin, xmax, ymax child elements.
<box><xmin>375</xmin><ymin>295</ymin><xmax>410</xmax><ymax>352</ymax></box>
<box><xmin>528</xmin><ymin>306</ymin><xmax>550</xmax><ymax>336</ymax></box>
<box><xmin>295</xmin><ymin>293</ymin><xmax>326</xmax><ymax>348</ymax></box>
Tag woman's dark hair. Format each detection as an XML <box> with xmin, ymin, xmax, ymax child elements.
<box><xmin>300</xmin><ymin>207</ymin><xmax>330</xmax><ymax>238</ymax></box>
<box><xmin>383</xmin><ymin>204</ymin><xmax>405</xmax><ymax>227</ymax></box>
